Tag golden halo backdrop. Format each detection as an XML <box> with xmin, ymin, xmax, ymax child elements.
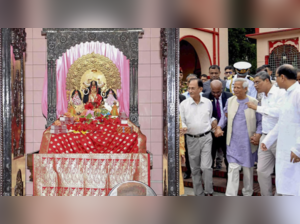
<box><xmin>66</xmin><ymin>52</ymin><xmax>122</xmax><ymax>99</ymax></box>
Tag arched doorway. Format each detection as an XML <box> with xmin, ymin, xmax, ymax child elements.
<box><xmin>269</xmin><ymin>45</ymin><xmax>300</xmax><ymax>77</ymax></box>
<box><xmin>180</xmin><ymin>40</ymin><xmax>201</xmax><ymax>79</ymax></box>
<box><xmin>180</xmin><ymin>35</ymin><xmax>212</xmax><ymax>79</ymax></box>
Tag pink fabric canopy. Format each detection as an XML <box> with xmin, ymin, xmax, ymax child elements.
<box><xmin>42</xmin><ymin>42</ymin><xmax>130</xmax><ymax>118</ymax></box>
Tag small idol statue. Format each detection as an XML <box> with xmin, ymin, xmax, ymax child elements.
<box><xmin>111</xmin><ymin>101</ymin><xmax>119</xmax><ymax>116</ymax></box>
<box><xmin>105</xmin><ymin>89</ymin><xmax>118</xmax><ymax>106</ymax></box>
<box><xmin>70</xmin><ymin>89</ymin><xmax>83</xmax><ymax>105</ymax></box>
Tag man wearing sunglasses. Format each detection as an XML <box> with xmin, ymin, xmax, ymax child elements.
<box><xmin>224</xmin><ymin>66</ymin><xmax>235</xmax><ymax>80</ymax></box>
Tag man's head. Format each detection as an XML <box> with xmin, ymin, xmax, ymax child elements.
<box><xmin>188</xmin><ymin>78</ymin><xmax>203</xmax><ymax>100</ymax></box>
<box><xmin>234</xmin><ymin>78</ymin><xmax>248</xmax><ymax>99</ymax></box>
<box><xmin>256</xmin><ymin>65</ymin><xmax>272</xmax><ymax>77</ymax></box>
<box><xmin>224</xmin><ymin>66</ymin><xmax>234</xmax><ymax>78</ymax></box>
<box><xmin>265</xmin><ymin>65</ymin><xmax>273</xmax><ymax>76</ymax></box>
<box><xmin>201</xmin><ymin>74</ymin><xmax>208</xmax><ymax>83</ymax></box>
<box><xmin>210</xmin><ymin>80</ymin><xmax>223</xmax><ymax>99</ymax></box>
<box><xmin>275</xmin><ymin>64</ymin><xmax>297</xmax><ymax>89</ymax></box>
<box><xmin>186</xmin><ymin>74</ymin><xmax>197</xmax><ymax>82</ymax></box>
<box><xmin>234</xmin><ymin>61</ymin><xmax>251</xmax><ymax>77</ymax></box>
<box><xmin>256</xmin><ymin>65</ymin><xmax>267</xmax><ymax>73</ymax></box>
<box><xmin>297</xmin><ymin>69</ymin><xmax>300</xmax><ymax>84</ymax></box>
<box><xmin>253</xmin><ymin>71</ymin><xmax>272</xmax><ymax>94</ymax></box>
<box><xmin>209</xmin><ymin>65</ymin><xmax>221</xmax><ymax>81</ymax></box>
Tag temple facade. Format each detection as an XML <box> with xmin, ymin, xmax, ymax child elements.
<box><xmin>247</xmin><ymin>28</ymin><xmax>300</xmax><ymax>77</ymax></box>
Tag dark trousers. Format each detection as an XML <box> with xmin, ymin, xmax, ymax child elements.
<box><xmin>184</xmin><ymin>134</ymin><xmax>191</xmax><ymax>176</ymax></box>
<box><xmin>211</xmin><ymin>135</ymin><xmax>228</xmax><ymax>176</ymax></box>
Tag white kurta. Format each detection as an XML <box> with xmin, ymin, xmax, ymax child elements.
<box><xmin>263</xmin><ymin>82</ymin><xmax>300</xmax><ymax>196</ymax></box>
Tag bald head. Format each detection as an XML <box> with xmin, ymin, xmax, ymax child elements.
<box><xmin>281</xmin><ymin>64</ymin><xmax>294</xmax><ymax>69</ymax></box>
<box><xmin>210</xmin><ymin>80</ymin><xmax>223</xmax><ymax>89</ymax></box>
<box><xmin>276</xmin><ymin>64</ymin><xmax>297</xmax><ymax>80</ymax></box>
<box><xmin>210</xmin><ymin>80</ymin><xmax>223</xmax><ymax>99</ymax></box>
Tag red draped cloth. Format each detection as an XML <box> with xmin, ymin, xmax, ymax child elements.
<box><xmin>33</xmin><ymin>120</ymin><xmax>150</xmax><ymax>196</ymax></box>
<box><xmin>47</xmin><ymin>127</ymin><xmax>139</xmax><ymax>154</ymax></box>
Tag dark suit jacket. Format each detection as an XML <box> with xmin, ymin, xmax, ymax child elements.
<box><xmin>202</xmin><ymin>91</ymin><xmax>233</xmax><ymax>122</ymax></box>
<box><xmin>202</xmin><ymin>79</ymin><xmax>226</xmax><ymax>94</ymax></box>
<box><xmin>179</xmin><ymin>94</ymin><xmax>186</xmax><ymax>104</ymax></box>
<box><xmin>203</xmin><ymin>91</ymin><xmax>232</xmax><ymax>167</ymax></box>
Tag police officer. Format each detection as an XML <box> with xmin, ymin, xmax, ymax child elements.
<box><xmin>225</xmin><ymin>61</ymin><xmax>257</xmax><ymax>98</ymax></box>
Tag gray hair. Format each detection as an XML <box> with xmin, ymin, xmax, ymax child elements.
<box><xmin>234</xmin><ymin>78</ymin><xmax>248</xmax><ymax>89</ymax></box>
<box><xmin>254</xmin><ymin>71</ymin><xmax>271</xmax><ymax>82</ymax></box>
<box><xmin>186</xmin><ymin>74</ymin><xmax>197</xmax><ymax>80</ymax></box>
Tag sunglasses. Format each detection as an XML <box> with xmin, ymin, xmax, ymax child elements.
<box><xmin>225</xmin><ymin>71</ymin><xmax>233</xmax><ymax>74</ymax></box>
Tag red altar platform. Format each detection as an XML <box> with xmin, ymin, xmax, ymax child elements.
<box><xmin>33</xmin><ymin>118</ymin><xmax>150</xmax><ymax>196</ymax></box>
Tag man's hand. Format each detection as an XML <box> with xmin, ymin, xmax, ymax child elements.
<box><xmin>211</xmin><ymin>120</ymin><xmax>218</xmax><ymax>130</ymax></box>
<box><xmin>251</xmin><ymin>133</ymin><xmax>261</xmax><ymax>145</ymax></box>
<box><xmin>290</xmin><ymin>152</ymin><xmax>300</xmax><ymax>163</ymax></box>
<box><xmin>261</xmin><ymin>143</ymin><xmax>268</xmax><ymax>151</ymax></box>
<box><xmin>214</xmin><ymin>127</ymin><xmax>224</xmax><ymax>138</ymax></box>
<box><xmin>245</xmin><ymin>102</ymin><xmax>257</xmax><ymax>110</ymax></box>
<box><xmin>180</xmin><ymin>127</ymin><xmax>187</xmax><ymax>136</ymax></box>
<box><xmin>181</xmin><ymin>155</ymin><xmax>186</xmax><ymax>165</ymax></box>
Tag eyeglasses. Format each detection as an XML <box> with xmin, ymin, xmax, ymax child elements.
<box><xmin>225</xmin><ymin>71</ymin><xmax>232</xmax><ymax>74</ymax></box>
<box><xmin>254</xmin><ymin>81</ymin><xmax>262</xmax><ymax>85</ymax></box>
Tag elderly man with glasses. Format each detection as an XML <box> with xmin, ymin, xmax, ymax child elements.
<box><xmin>215</xmin><ymin>78</ymin><xmax>262</xmax><ymax>196</ymax></box>
<box><xmin>246</xmin><ymin>71</ymin><xmax>285</xmax><ymax>196</ymax></box>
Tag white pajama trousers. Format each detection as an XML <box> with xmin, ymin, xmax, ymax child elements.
<box><xmin>226</xmin><ymin>163</ymin><xmax>253</xmax><ymax>196</ymax></box>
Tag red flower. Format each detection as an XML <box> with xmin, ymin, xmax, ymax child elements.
<box><xmin>85</xmin><ymin>103</ymin><xmax>94</xmax><ymax>110</ymax></box>
<box><xmin>79</xmin><ymin>117</ymin><xmax>87</xmax><ymax>123</ymax></box>
<box><xmin>95</xmin><ymin>114</ymin><xmax>105</xmax><ymax>123</ymax></box>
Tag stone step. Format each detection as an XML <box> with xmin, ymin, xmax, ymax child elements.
<box><xmin>182</xmin><ymin>166</ymin><xmax>275</xmax><ymax>185</ymax></box>
<box><xmin>184</xmin><ymin>177</ymin><xmax>276</xmax><ymax>196</ymax></box>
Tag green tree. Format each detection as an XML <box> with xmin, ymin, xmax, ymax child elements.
<box><xmin>228</xmin><ymin>28</ymin><xmax>257</xmax><ymax>74</ymax></box>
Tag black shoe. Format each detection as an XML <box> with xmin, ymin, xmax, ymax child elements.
<box><xmin>205</xmin><ymin>193</ymin><xmax>213</xmax><ymax>196</ymax></box>
<box><xmin>183</xmin><ymin>173</ymin><xmax>191</xmax><ymax>179</ymax></box>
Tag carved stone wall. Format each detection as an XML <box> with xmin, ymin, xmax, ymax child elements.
<box><xmin>11</xmin><ymin>29</ymin><xmax>26</xmax><ymax>159</ymax></box>
<box><xmin>0</xmin><ymin>28</ymin><xmax>26</xmax><ymax>196</ymax></box>
<box><xmin>43</xmin><ymin>28</ymin><xmax>143</xmax><ymax>128</ymax></box>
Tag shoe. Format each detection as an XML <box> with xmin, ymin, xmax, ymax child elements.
<box><xmin>216</xmin><ymin>165</ymin><xmax>222</xmax><ymax>170</ymax></box>
<box><xmin>205</xmin><ymin>193</ymin><xmax>213</xmax><ymax>196</ymax></box>
<box><xmin>183</xmin><ymin>173</ymin><xmax>191</xmax><ymax>179</ymax></box>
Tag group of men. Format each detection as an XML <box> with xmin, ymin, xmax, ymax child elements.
<box><xmin>179</xmin><ymin>62</ymin><xmax>300</xmax><ymax>196</ymax></box>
